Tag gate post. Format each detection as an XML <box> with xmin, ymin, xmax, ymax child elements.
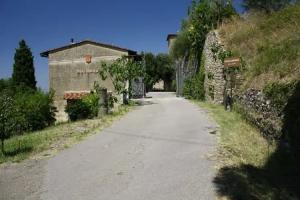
<box><xmin>98</xmin><ymin>88</ymin><xmax>108</xmax><ymax>117</ymax></box>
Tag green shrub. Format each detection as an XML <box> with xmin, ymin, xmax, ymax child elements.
<box><xmin>65</xmin><ymin>100</ymin><xmax>91</xmax><ymax>121</ymax></box>
<box><xmin>0</xmin><ymin>79</ymin><xmax>12</xmax><ymax>93</ymax></box>
<box><xmin>183</xmin><ymin>54</ymin><xmax>206</xmax><ymax>100</ymax></box>
<box><xmin>0</xmin><ymin>89</ymin><xmax>55</xmax><ymax>152</ymax></box>
<box><xmin>14</xmin><ymin>89</ymin><xmax>56</xmax><ymax>131</ymax></box>
<box><xmin>65</xmin><ymin>93</ymin><xmax>100</xmax><ymax>121</ymax></box>
<box><xmin>0</xmin><ymin>91</ymin><xmax>25</xmax><ymax>152</ymax></box>
<box><xmin>183</xmin><ymin>71</ymin><xmax>205</xmax><ymax>100</ymax></box>
<box><xmin>82</xmin><ymin>93</ymin><xmax>99</xmax><ymax>118</ymax></box>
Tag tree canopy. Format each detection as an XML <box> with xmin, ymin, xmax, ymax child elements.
<box><xmin>142</xmin><ymin>53</ymin><xmax>175</xmax><ymax>91</ymax></box>
<box><xmin>99</xmin><ymin>56</ymin><xmax>145</xmax><ymax>97</ymax></box>
<box><xmin>12</xmin><ymin>40</ymin><xmax>36</xmax><ymax>90</ymax></box>
<box><xmin>171</xmin><ymin>0</ymin><xmax>236</xmax><ymax>68</ymax></box>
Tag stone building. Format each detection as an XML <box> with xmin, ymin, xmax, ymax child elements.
<box><xmin>167</xmin><ymin>34</ymin><xmax>177</xmax><ymax>53</ymax></box>
<box><xmin>41</xmin><ymin>40</ymin><xmax>138</xmax><ymax>122</ymax></box>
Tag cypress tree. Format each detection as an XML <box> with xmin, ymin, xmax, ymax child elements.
<box><xmin>12</xmin><ymin>40</ymin><xmax>36</xmax><ymax>90</ymax></box>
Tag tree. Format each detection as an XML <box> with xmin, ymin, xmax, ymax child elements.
<box><xmin>243</xmin><ymin>0</ymin><xmax>294</xmax><ymax>13</ymax></box>
<box><xmin>143</xmin><ymin>52</ymin><xmax>160</xmax><ymax>91</ymax></box>
<box><xmin>0</xmin><ymin>91</ymin><xmax>24</xmax><ymax>153</ymax></box>
<box><xmin>99</xmin><ymin>56</ymin><xmax>145</xmax><ymax>99</ymax></box>
<box><xmin>12</xmin><ymin>40</ymin><xmax>37</xmax><ymax>90</ymax></box>
<box><xmin>142</xmin><ymin>53</ymin><xmax>175</xmax><ymax>91</ymax></box>
<box><xmin>155</xmin><ymin>54</ymin><xmax>175</xmax><ymax>91</ymax></box>
<box><xmin>171</xmin><ymin>0</ymin><xmax>236</xmax><ymax>70</ymax></box>
<box><xmin>0</xmin><ymin>78</ymin><xmax>12</xmax><ymax>93</ymax></box>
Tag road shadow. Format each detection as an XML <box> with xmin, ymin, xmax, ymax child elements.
<box><xmin>214</xmin><ymin>81</ymin><xmax>300</xmax><ymax>200</ymax></box>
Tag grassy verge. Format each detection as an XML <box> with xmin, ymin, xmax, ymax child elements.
<box><xmin>0</xmin><ymin>104</ymin><xmax>134</xmax><ymax>164</ymax></box>
<box><xmin>192</xmin><ymin>101</ymin><xmax>296</xmax><ymax>200</ymax></box>
<box><xmin>194</xmin><ymin>101</ymin><xmax>275</xmax><ymax>167</ymax></box>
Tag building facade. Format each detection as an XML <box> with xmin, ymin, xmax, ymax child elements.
<box><xmin>41</xmin><ymin>40</ymin><xmax>138</xmax><ymax>122</ymax></box>
<box><xmin>167</xmin><ymin>34</ymin><xmax>177</xmax><ymax>54</ymax></box>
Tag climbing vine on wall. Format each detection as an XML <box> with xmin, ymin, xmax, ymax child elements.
<box><xmin>210</xmin><ymin>42</ymin><xmax>233</xmax><ymax>64</ymax></box>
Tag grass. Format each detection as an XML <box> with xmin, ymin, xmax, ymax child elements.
<box><xmin>219</xmin><ymin>5</ymin><xmax>300</xmax><ymax>90</ymax></box>
<box><xmin>194</xmin><ymin>101</ymin><xmax>275</xmax><ymax>167</ymax></box>
<box><xmin>194</xmin><ymin>101</ymin><xmax>298</xmax><ymax>200</ymax></box>
<box><xmin>0</xmin><ymin>104</ymin><xmax>134</xmax><ymax>164</ymax></box>
<box><xmin>194</xmin><ymin>101</ymin><xmax>300</xmax><ymax>200</ymax></box>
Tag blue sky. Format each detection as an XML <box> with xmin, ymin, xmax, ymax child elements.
<box><xmin>0</xmin><ymin>0</ymin><xmax>244</xmax><ymax>90</ymax></box>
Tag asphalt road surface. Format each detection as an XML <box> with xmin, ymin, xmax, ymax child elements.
<box><xmin>1</xmin><ymin>92</ymin><xmax>218</xmax><ymax>200</ymax></box>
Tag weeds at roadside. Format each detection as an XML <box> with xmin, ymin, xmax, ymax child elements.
<box><xmin>0</xmin><ymin>105</ymin><xmax>134</xmax><ymax>164</ymax></box>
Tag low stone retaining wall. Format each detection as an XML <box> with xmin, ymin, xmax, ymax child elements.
<box><xmin>235</xmin><ymin>89</ymin><xmax>282</xmax><ymax>140</ymax></box>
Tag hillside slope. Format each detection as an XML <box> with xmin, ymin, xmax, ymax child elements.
<box><xmin>214</xmin><ymin>7</ymin><xmax>300</xmax><ymax>199</ymax></box>
<box><xmin>219</xmin><ymin>5</ymin><xmax>300</xmax><ymax>90</ymax></box>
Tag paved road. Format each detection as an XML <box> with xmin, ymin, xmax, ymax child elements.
<box><xmin>40</xmin><ymin>92</ymin><xmax>217</xmax><ymax>200</ymax></box>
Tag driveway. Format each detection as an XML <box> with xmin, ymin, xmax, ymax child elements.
<box><xmin>2</xmin><ymin>92</ymin><xmax>218</xmax><ymax>200</ymax></box>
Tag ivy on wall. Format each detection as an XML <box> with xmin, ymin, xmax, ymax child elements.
<box><xmin>210</xmin><ymin>42</ymin><xmax>233</xmax><ymax>64</ymax></box>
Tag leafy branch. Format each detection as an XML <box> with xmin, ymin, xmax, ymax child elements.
<box><xmin>98</xmin><ymin>56</ymin><xmax>145</xmax><ymax>100</ymax></box>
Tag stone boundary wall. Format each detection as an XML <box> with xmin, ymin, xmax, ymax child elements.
<box><xmin>235</xmin><ymin>89</ymin><xmax>282</xmax><ymax>140</ymax></box>
<box><xmin>203</xmin><ymin>31</ymin><xmax>226</xmax><ymax>103</ymax></box>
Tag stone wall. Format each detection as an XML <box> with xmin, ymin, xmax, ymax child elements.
<box><xmin>203</xmin><ymin>31</ymin><xmax>226</xmax><ymax>103</ymax></box>
<box><xmin>203</xmin><ymin>30</ymin><xmax>282</xmax><ymax>140</ymax></box>
<box><xmin>236</xmin><ymin>89</ymin><xmax>283</xmax><ymax>140</ymax></box>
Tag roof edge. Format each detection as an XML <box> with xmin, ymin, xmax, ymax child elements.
<box><xmin>166</xmin><ymin>34</ymin><xmax>178</xmax><ymax>41</ymax></box>
<box><xmin>40</xmin><ymin>40</ymin><xmax>137</xmax><ymax>58</ymax></box>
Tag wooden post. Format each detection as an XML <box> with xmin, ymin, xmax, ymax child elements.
<box><xmin>98</xmin><ymin>88</ymin><xmax>108</xmax><ymax>117</ymax></box>
<box><xmin>107</xmin><ymin>92</ymin><xmax>113</xmax><ymax>114</ymax></box>
<box><xmin>224</xmin><ymin>57</ymin><xmax>241</xmax><ymax>111</ymax></box>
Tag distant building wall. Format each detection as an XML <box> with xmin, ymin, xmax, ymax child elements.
<box><xmin>153</xmin><ymin>80</ymin><xmax>164</xmax><ymax>90</ymax></box>
<box><xmin>168</xmin><ymin>37</ymin><xmax>177</xmax><ymax>53</ymax></box>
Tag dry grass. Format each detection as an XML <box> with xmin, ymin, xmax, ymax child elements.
<box><xmin>194</xmin><ymin>101</ymin><xmax>275</xmax><ymax>167</ymax></box>
<box><xmin>219</xmin><ymin>5</ymin><xmax>300</xmax><ymax>90</ymax></box>
<box><xmin>193</xmin><ymin>101</ymin><xmax>293</xmax><ymax>199</ymax></box>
